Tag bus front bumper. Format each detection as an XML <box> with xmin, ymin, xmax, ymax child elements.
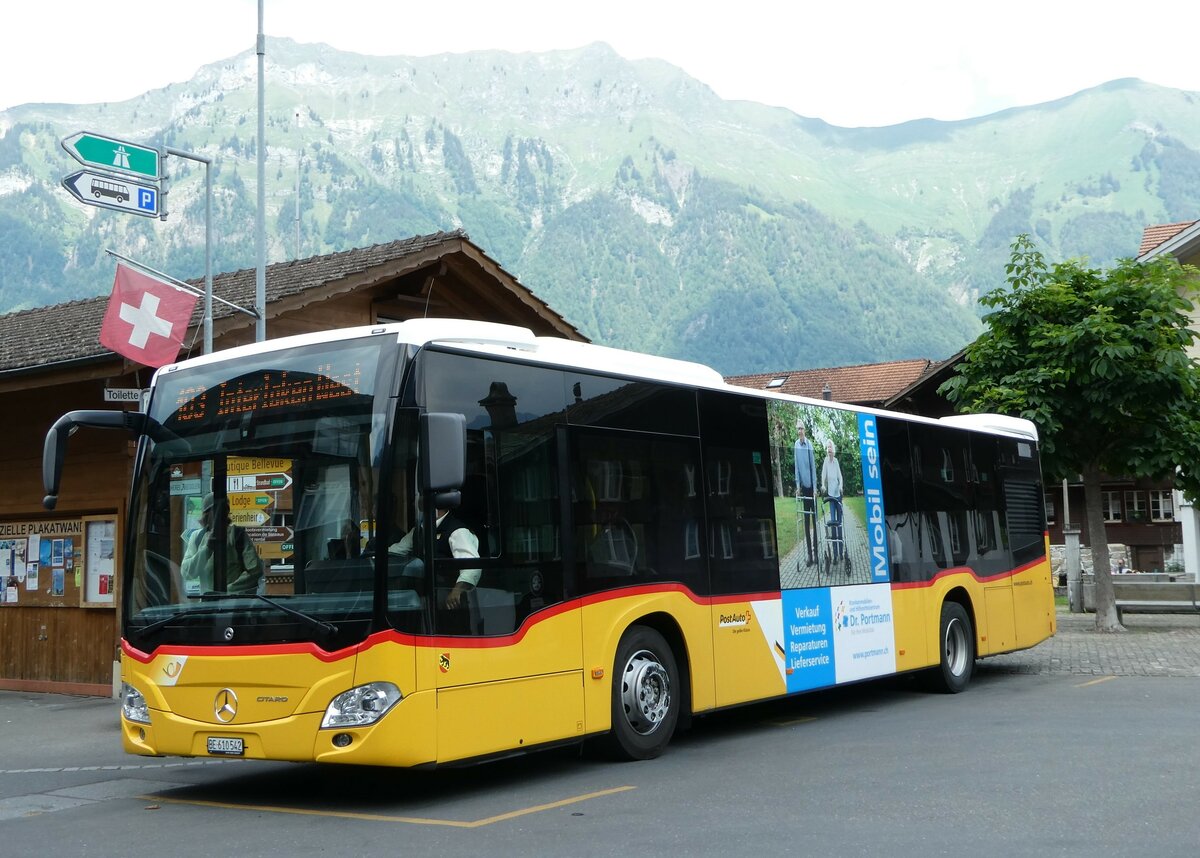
<box><xmin>122</xmin><ymin>689</ymin><xmax>436</xmax><ymax>767</ymax></box>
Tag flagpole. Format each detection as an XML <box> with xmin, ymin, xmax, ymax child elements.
<box><xmin>103</xmin><ymin>250</ymin><xmax>258</xmax><ymax>319</ymax></box>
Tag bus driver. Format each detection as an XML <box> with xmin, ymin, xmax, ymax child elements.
<box><xmin>388</xmin><ymin>508</ymin><xmax>480</xmax><ymax>608</ymax></box>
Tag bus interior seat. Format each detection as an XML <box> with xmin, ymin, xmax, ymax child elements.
<box><xmin>304</xmin><ymin>558</ymin><xmax>373</xmax><ymax>594</ymax></box>
<box><xmin>475</xmin><ymin>587</ymin><xmax>517</xmax><ymax>635</ymax></box>
<box><xmin>140</xmin><ymin>550</ymin><xmax>181</xmax><ymax>607</ymax></box>
<box><xmin>386</xmin><ymin>555</ymin><xmax>426</xmax><ymax>595</ymax></box>
<box><xmin>433</xmin><ymin>586</ymin><xmax>517</xmax><ymax>636</ymax></box>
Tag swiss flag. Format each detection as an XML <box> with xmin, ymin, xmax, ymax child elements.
<box><xmin>98</xmin><ymin>264</ymin><xmax>198</xmax><ymax>368</ymax></box>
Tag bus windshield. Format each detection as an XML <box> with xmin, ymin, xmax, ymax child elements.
<box><xmin>123</xmin><ymin>336</ymin><xmax>400</xmax><ymax>651</ymax></box>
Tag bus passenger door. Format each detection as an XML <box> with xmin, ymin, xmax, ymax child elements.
<box><xmin>700</xmin><ymin>391</ymin><xmax>785</xmax><ymax>708</ymax></box>
<box><xmin>981</xmin><ymin>578</ymin><xmax>1016</xmax><ymax>653</ymax></box>
<box><xmin>418</xmin><ymin>353</ymin><xmax>585</xmax><ymax>764</ymax></box>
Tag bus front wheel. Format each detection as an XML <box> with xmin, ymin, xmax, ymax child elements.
<box><xmin>928</xmin><ymin>601</ymin><xmax>974</xmax><ymax>693</ymax></box>
<box><xmin>605</xmin><ymin>625</ymin><xmax>680</xmax><ymax>760</ymax></box>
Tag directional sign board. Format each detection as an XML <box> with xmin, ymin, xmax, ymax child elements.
<box><xmin>229</xmin><ymin>492</ymin><xmax>275</xmax><ymax>511</ymax></box>
<box><xmin>230</xmin><ymin>510</ymin><xmax>270</xmax><ymax>527</ymax></box>
<box><xmin>245</xmin><ymin>526</ymin><xmax>294</xmax><ymax>543</ymax></box>
<box><xmin>228</xmin><ymin>473</ymin><xmax>293</xmax><ymax>492</ymax></box>
<box><xmin>62</xmin><ymin>131</ymin><xmax>160</xmax><ymax>180</ymax></box>
<box><xmin>62</xmin><ymin>169</ymin><xmax>160</xmax><ymax>218</ymax></box>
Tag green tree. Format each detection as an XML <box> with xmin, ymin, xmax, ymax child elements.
<box><xmin>941</xmin><ymin>235</ymin><xmax>1200</xmax><ymax>632</ymax></box>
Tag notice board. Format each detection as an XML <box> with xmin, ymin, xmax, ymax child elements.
<box><xmin>0</xmin><ymin>515</ymin><xmax>119</xmax><ymax>608</ymax></box>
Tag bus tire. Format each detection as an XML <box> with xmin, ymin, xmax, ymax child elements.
<box><xmin>928</xmin><ymin>601</ymin><xmax>974</xmax><ymax>693</ymax></box>
<box><xmin>605</xmin><ymin>625</ymin><xmax>680</xmax><ymax>761</ymax></box>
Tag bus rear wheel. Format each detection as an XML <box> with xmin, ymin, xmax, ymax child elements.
<box><xmin>605</xmin><ymin>625</ymin><xmax>680</xmax><ymax>760</ymax></box>
<box><xmin>928</xmin><ymin>601</ymin><xmax>974</xmax><ymax>693</ymax></box>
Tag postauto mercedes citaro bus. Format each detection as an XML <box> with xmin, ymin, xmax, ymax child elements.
<box><xmin>42</xmin><ymin>319</ymin><xmax>1055</xmax><ymax>767</ymax></box>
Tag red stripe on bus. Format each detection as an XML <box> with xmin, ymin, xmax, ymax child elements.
<box><xmin>889</xmin><ymin>555</ymin><xmax>1047</xmax><ymax>590</ymax></box>
<box><xmin>122</xmin><ymin>557</ymin><xmax>1044</xmax><ymax>661</ymax></box>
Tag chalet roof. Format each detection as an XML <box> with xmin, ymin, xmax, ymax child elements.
<box><xmin>726</xmin><ymin>358</ymin><xmax>936</xmax><ymax>406</ymax></box>
<box><xmin>0</xmin><ymin>230</ymin><xmax>583</xmax><ymax>378</ymax></box>
<box><xmin>1138</xmin><ymin>220</ymin><xmax>1198</xmax><ymax>257</ymax></box>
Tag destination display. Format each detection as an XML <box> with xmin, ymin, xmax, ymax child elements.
<box><xmin>151</xmin><ymin>339</ymin><xmax>384</xmax><ymax>428</ymax></box>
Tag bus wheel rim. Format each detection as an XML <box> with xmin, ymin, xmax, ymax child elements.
<box><xmin>621</xmin><ymin>649</ymin><xmax>670</xmax><ymax>735</ymax></box>
<box><xmin>945</xmin><ymin>617</ymin><xmax>968</xmax><ymax>676</ymax></box>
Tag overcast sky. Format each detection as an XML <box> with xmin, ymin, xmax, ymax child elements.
<box><xmin>5</xmin><ymin>1</ymin><xmax>1199</xmax><ymax>127</ymax></box>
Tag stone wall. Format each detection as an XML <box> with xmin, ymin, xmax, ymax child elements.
<box><xmin>1049</xmin><ymin>543</ymin><xmax>1185</xmax><ymax>576</ymax></box>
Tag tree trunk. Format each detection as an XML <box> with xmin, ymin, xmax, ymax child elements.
<box><xmin>1082</xmin><ymin>463</ymin><xmax>1125</xmax><ymax>632</ymax></box>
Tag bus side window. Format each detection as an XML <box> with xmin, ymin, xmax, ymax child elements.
<box><xmin>699</xmin><ymin>389</ymin><xmax>778</xmax><ymax>596</ymax></box>
<box><xmin>914</xmin><ymin>426</ymin><xmax>972</xmax><ymax>578</ymax></box>
<box><xmin>970</xmin><ymin>433</ymin><xmax>1011</xmax><ymax>576</ymax></box>
<box><xmin>1000</xmin><ymin>438</ymin><xmax>1045</xmax><ymax>567</ymax></box>
<box><xmin>569</xmin><ymin>429</ymin><xmax>705</xmax><ymax>595</ymax></box>
<box><xmin>878</xmin><ymin>417</ymin><xmax>922</xmax><ymax>584</ymax></box>
<box><xmin>421</xmin><ymin>349</ymin><xmax>570</xmax><ymax>635</ymax></box>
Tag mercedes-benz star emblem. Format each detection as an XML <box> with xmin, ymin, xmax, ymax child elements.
<box><xmin>214</xmin><ymin>688</ymin><xmax>238</xmax><ymax>723</ymax></box>
<box><xmin>223</xmin><ymin>627</ymin><xmax>235</xmax><ymax>641</ymax></box>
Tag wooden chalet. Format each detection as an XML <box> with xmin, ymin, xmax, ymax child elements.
<box><xmin>0</xmin><ymin>230</ymin><xmax>585</xmax><ymax>695</ymax></box>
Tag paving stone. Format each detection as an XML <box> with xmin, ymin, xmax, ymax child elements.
<box><xmin>985</xmin><ymin>609</ymin><xmax>1200</xmax><ymax>677</ymax></box>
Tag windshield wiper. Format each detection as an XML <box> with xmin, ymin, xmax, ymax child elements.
<box><xmin>134</xmin><ymin>595</ymin><xmax>337</xmax><ymax>640</ymax></box>
<box><xmin>240</xmin><ymin>593</ymin><xmax>339</xmax><ymax>637</ymax></box>
<box><xmin>135</xmin><ymin>605</ymin><xmax>230</xmax><ymax>637</ymax></box>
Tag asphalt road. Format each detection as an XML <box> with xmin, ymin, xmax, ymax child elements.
<box><xmin>2</xmin><ymin>609</ymin><xmax>1197</xmax><ymax>857</ymax></box>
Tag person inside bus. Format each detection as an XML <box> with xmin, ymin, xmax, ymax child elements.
<box><xmin>820</xmin><ymin>441</ymin><xmax>845</xmax><ymax>562</ymax></box>
<box><xmin>180</xmin><ymin>494</ymin><xmax>264</xmax><ymax>596</ymax></box>
<box><xmin>793</xmin><ymin>421</ymin><xmax>818</xmax><ymax>565</ymax></box>
<box><xmin>388</xmin><ymin>507</ymin><xmax>480</xmax><ymax>609</ymax></box>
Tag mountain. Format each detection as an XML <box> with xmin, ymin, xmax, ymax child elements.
<box><xmin>2</xmin><ymin>40</ymin><xmax>1198</xmax><ymax>374</ymax></box>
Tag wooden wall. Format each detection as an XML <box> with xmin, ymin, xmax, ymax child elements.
<box><xmin>0</xmin><ymin>376</ymin><xmax>130</xmax><ymax>694</ymax></box>
<box><xmin>0</xmin><ymin>263</ymin><xmax>571</xmax><ymax>695</ymax></box>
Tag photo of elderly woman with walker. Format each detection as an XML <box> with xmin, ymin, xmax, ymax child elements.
<box><xmin>769</xmin><ymin>400</ymin><xmax>864</xmax><ymax>587</ymax></box>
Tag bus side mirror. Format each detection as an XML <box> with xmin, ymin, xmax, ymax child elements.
<box><xmin>420</xmin><ymin>412</ymin><xmax>466</xmax><ymax>495</ymax></box>
<box><xmin>43</xmin><ymin>410</ymin><xmax>148</xmax><ymax>510</ymax></box>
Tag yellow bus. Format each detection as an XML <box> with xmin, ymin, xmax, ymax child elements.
<box><xmin>43</xmin><ymin>319</ymin><xmax>1055</xmax><ymax>766</ymax></box>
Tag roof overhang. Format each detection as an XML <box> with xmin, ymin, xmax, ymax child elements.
<box><xmin>1138</xmin><ymin>220</ymin><xmax>1200</xmax><ymax>263</ymax></box>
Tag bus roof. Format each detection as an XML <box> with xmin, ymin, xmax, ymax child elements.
<box><xmin>153</xmin><ymin>318</ymin><xmax>1036</xmax><ymax>442</ymax></box>
<box><xmin>937</xmin><ymin>413</ymin><xmax>1039</xmax><ymax>441</ymax></box>
<box><xmin>155</xmin><ymin>318</ymin><xmax>727</xmax><ymax>389</ymax></box>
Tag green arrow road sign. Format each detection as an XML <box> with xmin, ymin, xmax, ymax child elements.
<box><xmin>62</xmin><ymin>131</ymin><xmax>160</xmax><ymax>180</ymax></box>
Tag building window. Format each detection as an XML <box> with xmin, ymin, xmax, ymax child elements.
<box><xmin>1150</xmin><ymin>490</ymin><xmax>1174</xmax><ymax>522</ymax></box>
<box><xmin>715</xmin><ymin>460</ymin><xmax>732</xmax><ymax>497</ymax></box>
<box><xmin>684</xmin><ymin>521</ymin><xmax>701</xmax><ymax>559</ymax></box>
<box><xmin>1124</xmin><ymin>491</ymin><xmax>1146</xmax><ymax>523</ymax></box>
<box><xmin>1102</xmin><ymin>491</ymin><xmax>1122</xmax><ymax>523</ymax></box>
<box><xmin>757</xmin><ymin>519</ymin><xmax>775</xmax><ymax>559</ymax></box>
<box><xmin>589</xmin><ymin>460</ymin><xmax>623</xmax><ymax>502</ymax></box>
<box><xmin>1043</xmin><ymin>493</ymin><xmax>1056</xmax><ymax>525</ymax></box>
<box><xmin>753</xmin><ymin>462</ymin><xmax>769</xmax><ymax>494</ymax></box>
<box><xmin>940</xmin><ymin>449</ymin><xmax>955</xmax><ymax>483</ymax></box>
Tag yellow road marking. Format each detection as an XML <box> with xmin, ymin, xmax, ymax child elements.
<box><xmin>770</xmin><ymin>716</ymin><xmax>817</xmax><ymax>727</ymax></box>
<box><xmin>139</xmin><ymin>785</ymin><xmax>636</xmax><ymax>827</ymax></box>
<box><xmin>1075</xmin><ymin>676</ymin><xmax>1117</xmax><ymax>688</ymax></box>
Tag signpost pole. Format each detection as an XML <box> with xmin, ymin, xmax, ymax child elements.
<box><xmin>255</xmin><ymin>0</ymin><xmax>267</xmax><ymax>344</ymax></box>
<box><xmin>165</xmin><ymin>147</ymin><xmax>214</xmax><ymax>354</ymax></box>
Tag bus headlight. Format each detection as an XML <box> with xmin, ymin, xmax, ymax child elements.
<box><xmin>321</xmin><ymin>682</ymin><xmax>402</xmax><ymax>728</ymax></box>
<box><xmin>121</xmin><ymin>682</ymin><xmax>151</xmax><ymax>724</ymax></box>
